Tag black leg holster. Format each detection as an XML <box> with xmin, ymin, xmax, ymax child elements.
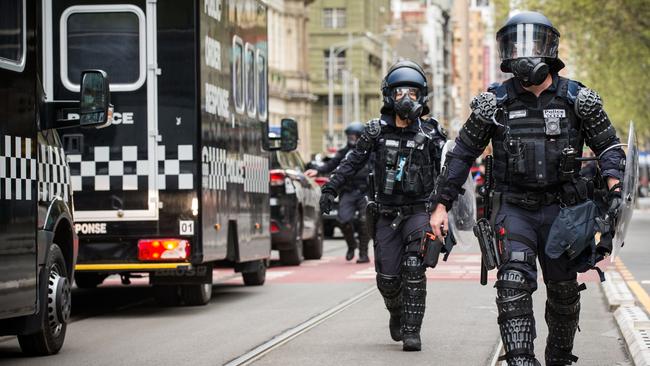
<box><xmin>402</xmin><ymin>254</ymin><xmax>427</xmax><ymax>335</ymax></box>
<box><xmin>377</xmin><ymin>273</ymin><xmax>402</xmax><ymax>314</ymax></box>
<box><xmin>340</xmin><ymin>222</ymin><xmax>358</xmax><ymax>250</ymax></box>
<box><xmin>544</xmin><ymin>280</ymin><xmax>585</xmax><ymax>365</ymax></box>
<box><xmin>496</xmin><ymin>269</ymin><xmax>539</xmax><ymax>366</ymax></box>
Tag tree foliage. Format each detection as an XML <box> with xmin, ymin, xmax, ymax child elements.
<box><xmin>496</xmin><ymin>0</ymin><xmax>650</xmax><ymax>139</ymax></box>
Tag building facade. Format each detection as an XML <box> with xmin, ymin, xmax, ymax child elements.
<box><xmin>307</xmin><ymin>0</ymin><xmax>392</xmax><ymax>154</ymax></box>
<box><xmin>267</xmin><ymin>0</ymin><xmax>316</xmax><ymax>160</ymax></box>
<box><xmin>395</xmin><ymin>0</ymin><xmax>453</xmax><ymax>126</ymax></box>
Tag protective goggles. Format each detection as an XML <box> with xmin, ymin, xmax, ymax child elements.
<box><xmin>392</xmin><ymin>87</ymin><xmax>420</xmax><ymax>101</ymax></box>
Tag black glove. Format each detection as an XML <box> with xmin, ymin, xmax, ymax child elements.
<box><xmin>607</xmin><ymin>189</ymin><xmax>623</xmax><ymax>219</ymax></box>
<box><xmin>320</xmin><ymin>191</ymin><xmax>336</xmax><ymax>215</ymax></box>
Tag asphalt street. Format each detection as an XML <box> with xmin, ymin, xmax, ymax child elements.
<box><xmin>0</xmin><ymin>231</ymin><xmax>633</xmax><ymax>365</ymax></box>
<box><xmin>614</xmin><ymin>207</ymin><xmax>650</xmax><ymax>315</ymax></box>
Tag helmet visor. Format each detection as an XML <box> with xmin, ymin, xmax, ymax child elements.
<box><xmin>497</xmin><ymin>23</ymin><xmax>559</xmax><ymax>60</ymax></box>
<box><xmin>392</xmin><ymin>87</ymin><xmax>420</xmax><ymax>101</ymax></box>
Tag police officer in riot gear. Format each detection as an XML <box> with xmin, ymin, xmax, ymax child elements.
<box><xmin>320</xmin><ymin>60</ymin><xmax>447</xmax><ymax>351</ymax></box>
<box><xmin>430</xmin><ymin>12</ymin><xmax>625</xmax><ymax>365</ymax></box>
<box><xmin>305</xmin><ymin>122</ymin><xmax>371</xmax><ymax>263</ymax></box>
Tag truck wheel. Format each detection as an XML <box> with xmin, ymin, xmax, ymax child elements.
<box><xmin>74</xmin><ymin>273</ymin><xmax>107</xmax><ymax>289</ymax></box>
<box><xmin>180</xmin><ymin>283</ymin><xmax>213</xmax><ymax>306</ymax></box>
<box><xmin>152</xmin><ymin>285</ymin><xmax>181</xmax><ymax>306</ymax></box>
<box><xmin>17</xmin><ymin>244</ymin><xmax>71</xmax><ymax>356</ymax></box>
<box><xmin>242</xmin><ymin>260</ymin><xmax>266</xmax><ymax>286</ymax></box>
<box><xmin>280</xmin><ymin>212</ymin><xmax>303</xmax><ymax>266</ymax></box>
<box><xmin>303</xmin><ymin>219</ymin><xmax>324</xmax><ymax>260</ymax></box>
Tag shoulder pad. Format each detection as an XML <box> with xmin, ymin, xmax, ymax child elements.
<box><xmin>487</xmin><ymin>82</ymin><xmax>508</xmax><ymax>106</ymax></box>
<box><xmin>364</xmin><ymin>118</ymin><xmax>382</xmax><ymax>139</ymax></box>
<box><xmin>574</xmin><ymin>87</ymin><xmax>603</xmax><ymax>118</ymax></box>
<box><xmin>565</xmin><ymin>79</ymin><xmax>585</xmax><ymax>104</ymax></box>
<box><xmin>425</xmin><ymin>118</ymin><xmax>447</xmax><ymax>139</ymax></box>
<box><xmin>470</xmin><ymin>92</ymin><xmax>497</xmax><ymax>123</ymax></box>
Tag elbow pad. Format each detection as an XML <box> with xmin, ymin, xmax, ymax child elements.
<box><xmin>459</xmin><ymin>93</ymin><xmax>497</xmax><ymax>150</ymax></box>
<box><xmin>575</xmin><ymin>88</ymin><xmax>617</xmax><ymax>151</ymax></box>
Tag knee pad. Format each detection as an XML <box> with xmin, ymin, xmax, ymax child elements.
<box><xmin>546</xmin><ymin>280</ymin><xmax>584</xmax><ymax>310</ymax></box>
<box><xmin>402</xmin><ymin>254</ymin><xmax>426</xmax><ymax>283</ymax></box>
<box><xmin>495</xmin><ymin>269</ymin><xmax>534</xmax><ymax>326</ymax></box>
<box><xmin>376</xmin><ymin>273</ymin><xmax>401</xmax><ymax>298</ymax></box>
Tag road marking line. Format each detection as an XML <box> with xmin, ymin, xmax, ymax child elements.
<box><xmin>615</xmin><ymin>258</ymin><xmax>650</xmax><ymax>314</ymax></box>
<box><xmin>224</xmin><ymin>286</ymin><xmax>376</xmax><ymax>366</ymax></box>
<box><xmin>489</xmin><ymin>339</ymin><xmax>504</xmax><ymax>366</ymax></box>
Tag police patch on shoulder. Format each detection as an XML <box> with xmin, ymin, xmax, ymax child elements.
<box><xmin>543</xmin><ymin>109</ymin><xmax>566</xmax><ymax>118</ymax></box>
<box><xmin>509</xmin><ymin>110</ymin><xmax>527</xmax><ymax>119</ymax></box>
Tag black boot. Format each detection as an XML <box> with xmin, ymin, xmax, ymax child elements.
<box><xmin>402</xmin><ymin>255</ymin><xmax>426</xmax><ymax>351</ymax></box>
<box><xmin>340</xmin><ymin>222</ymin><xmax>357</xmax><ymax>261</ymax></box>
<box><xmin>376</xmin><ymin>273</ymin><xmax>402</xmax><ymax>342</ymax></box>
<box><xmin>356</xmin><ymin>218</ymin><xmax>370</xmax><ymax>263</ymax></box>
<box><xmin>545</xmin><ymin>280</ymin><xmax>583</xmax><ymax>365</ymax></box>
<box><xmin>496</xmin><ymin>270</ymin><xmax>540</xmax><ymax>366</ymax></box>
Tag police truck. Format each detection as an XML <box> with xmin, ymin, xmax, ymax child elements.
<box><xmin>0</xmin><ymin>0</ymin><xmax>112</xmax><ymax>354</ymax></box>
<box><xmin>50</xmin><ymin>0</ymin><xmax>295</xmax><ymax>306</ymax></box>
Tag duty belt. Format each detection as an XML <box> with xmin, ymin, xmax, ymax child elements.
<box><xmin>502</xmin><ymin>191</ymin><xmax>561</xmax><ymax>210</ymax></box>
<box><xmin>377</xmin><ymin>203</ymin><xmax>429</xmax><ymax>217</ymax></box>
<box><xmin>377</xmin><ymin>203</ymin><xmax>429</xmax><ymax>231</ymax></box>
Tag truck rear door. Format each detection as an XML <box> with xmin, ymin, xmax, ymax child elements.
<box><xmin>50</xmin><ymin>1</ymin><xmax>160</xmax><ymax>222</ymax></box>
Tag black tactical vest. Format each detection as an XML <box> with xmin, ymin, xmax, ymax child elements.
<box><xmin>491</xmin><ymin>77</ymin><xmax>585</xmax><ymax>191</ymax></box>
<box><xmin>373</xmin><ymin>119</ymin><xmax>442</xmax><ymax>205</ymax></box>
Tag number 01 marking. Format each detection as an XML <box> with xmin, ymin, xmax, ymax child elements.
<box><xmin>180</xmin><ymin>220</ymin><xmax>195</xmax><ymax>235</ymax></box>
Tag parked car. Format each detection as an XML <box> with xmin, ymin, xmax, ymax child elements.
<box><xmin>270</xmin><ymin>150</ymin><xmax>324</xmax><ymax>265</ymax></box>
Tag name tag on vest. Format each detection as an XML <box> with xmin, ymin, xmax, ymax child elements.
<box><xmin>509</xmin><ymin>110</ymin><xmax>527</xmax><ymax>119</ymax></box>
<box><xmin>543</xmin><ymin>109</ymin><xmax>566</xmax><ymax>118</ymax></box>
<box><xmin>385</xmin><ymin>139</ymin><xmax>399</xmax><ymax>147</ymax></box>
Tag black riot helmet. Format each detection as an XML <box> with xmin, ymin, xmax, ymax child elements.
<box><xmin>380</xmin><ymin>60</ymin><xmax>430</xmax><ymax>122</ymax></box>
<box><xmin>496</xmin><ymin>11</ymin><xmax>565</xmax><ymax>86</ymax></box>
<box><xmin>344</xmin><ymin>121</ymin><xmax>364</xmax><ymax>147</ymax></box>
<box><xmin>344</xmin><ymin>121</ymin><xmax>365</xmax><ymax>136</ymax></box>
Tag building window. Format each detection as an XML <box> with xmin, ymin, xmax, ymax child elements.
<box><xmin>0</xmin><ymin>0</ymin><xmax>25</xmax><ymax>72</ymax></box>
<box><xmin>324</xmin><ymin>50</ymin><xmax>346</xmax><ymax>80</ymax></box>
<box><xmin>323</xmin><ymin>8</ymin><xmax>346</xmax><ymax>29</ymax></box>
<box><xmin>245</xmin><ymin>43</ymin><xmax>256</xmax><ymax>118</ymax></box>
<box><xmin>233</xmin><ymin>36</ymin><xmax>244</xmax><ymax>114</ymax></box>
<box><xmin>256</xmin><ymin>50</ymin><xmax>267</xmax><ymax>121</ymax></box>
<box><xmin>61</xmin><ymin>5</ymin><xmax>146</xmax><ymax>92</ymax></box>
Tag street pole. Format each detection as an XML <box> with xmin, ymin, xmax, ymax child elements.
<box><xmin>353</xmin><ymin>77</ymin><xmax>360</xmax><ymax>123</ymax></box>
<box><xmin>327</xmin><ymin>44</ymin><xmax>335</xmax><ymax>146</ymax></box>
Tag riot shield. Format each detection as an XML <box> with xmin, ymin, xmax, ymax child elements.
<box><xmin>440</xmin><ymin>140</ymin><xmax>478</xmax><ymax>250</ymax></box>
<box><xmin>611</xmin><ymin>122</ymin><xmax>639</xmax><ymax>259</ymax></box>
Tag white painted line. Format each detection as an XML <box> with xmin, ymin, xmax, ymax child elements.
<box><xmin>224</xmin><ymin>286</ymin><xmax>376</xmax><ymax>366</ymax></box>
<box><xmin>489</xmin><ymin>339</ymin><xmax>505</xmax><ymax>366</ymax></box>
<box><xmin>640</xmin><ymin>280</ymin><xmax>650</xmax><ymax>285</ymax></box>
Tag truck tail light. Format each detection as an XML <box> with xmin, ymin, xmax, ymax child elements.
<box><xmin>270</xmin><ymin>221</ymin><xmax>280</xmax><ymax>233</ymax></box>
<box><xmin>270</xmin><ymin>170</ymin><xmax>285</xmax><ymax>186</ymax></box>
<box><xmin>138</xmin><ymin>239</ymin><xmax>190</xmax><ymax>261</ymax></box>
<box><xmin>314</xmin><ymin>177</ymin><xmax>329</xmax><ymax>187</ymax></box>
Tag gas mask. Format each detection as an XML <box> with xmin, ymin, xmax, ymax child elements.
<box><xmin>510</xmin><ymin>58</ymin><xmax>550</xmax><ymax>87</ymax></box>
<box><xmin>393</xmin><ymin>87</ymin><xmax>423</xmax><ymax>123</ymax></box>
<box><xmin>346</xmin><ymin>134</ymin><xmax>359</xmax><ymax>148</ymax></box>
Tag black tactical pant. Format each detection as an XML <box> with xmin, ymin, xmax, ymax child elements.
<box><xmin>338</xmin><ymin>189</ymin><xmax>370</xmax><ymax>254</ymax></box>
<box><xmin>374</xmin><ymin>212</ymin><xmax>429</xmax><ymax>337</ymax></box>
<box><xmin>494</xmin><ymin>201</ymin><xmax>583</xmax><ymax>366</ymax></box>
